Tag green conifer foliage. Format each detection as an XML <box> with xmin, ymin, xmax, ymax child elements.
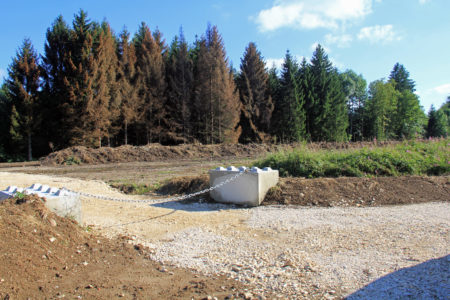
<box><xmin>271</xmin><ymin>51</ymin><xmax>305</xmax><ymax>142</ymax></box>
<box><xmin>426</xmin><ymin>105</ymin><xmax>448</xmax><ymax>137</ymax></box>
<box><xmin>6</xmin><ymin>39</ymin><xmax>41</xmax><ymax>160</ymax></box>
<box><xmin>309</xmin><ymin>44</ymin><xmax>348</xmax><ymax>141</ymax></box>
<box><xmin>41</xmin><ymin>15</ymin><xmax>72</xmax><ymax>149</ymax></box>
<box><xmin>236</xmin><ymin>42</ymin><xmax>273</xmax><ymax>143</ymax></box>
<box><xmin>165</xmin><ymin>29</ymin><xmax>194</xmax><ymax>143</ymax></box>
<box><xmin>389</xmin><ymin>63</ymin><xmax>416</xmax><ymax>93</ymax></box>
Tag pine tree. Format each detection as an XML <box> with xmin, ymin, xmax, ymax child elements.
<box><xmin>309</xmin><ymin>44</ymin><xmax>348</xmax><ymax>141</ymax></box>
<box><xmin>117</xmin><ymin>29</ymin><xmax>140</xmax><ymax>145</ymax></box>
<box><xmin>193</xmin><ymin>25</ymin><xmax>239</xmax><ymax>144</ymax></box>
<box><xmin>0</xmin><ymin>84</ymin><xmax>12</xmax><ymax>160</ymax></box>
<box><xmin>426</xmin><ymin>105</ymin><xmax>448</xmax><ymax>137</ymax></box>
<box><xmin>389</xmin><ymin>63</ymin><xmax>415</xmax><ymax>93</ymax></box>
<box><xmin>271</xmin><ymin>51</ymin><xmax>305</xmax><ymax>142</ymax></box>
<box><xmin>6</xmin><ymin>39</ymin><xmax>42</xmax><ymax>160</ymax></box>
<box><xmin>41</xmin><ymin>15</ymin><xmax>72</xmax><ymax>149</ymax></box>
<box><xmin>298</xmin><ymin>58</ymin><xmax>312</xmax><ymax>140</ymax></box>
<box><xmin>236</xmin><ymin>42</ymin><xmax>273</xmax><ymax>143</ymax></box>
<box><xmin>134</xmin><ymin>22</ymin><xmax>167</xmax><ymax>143</ymax></box>
<box><xmin>165</xmin><ymin>28</ymin><xmax>194</xmax><ymax>142</ymax></box>
<box><xmin>62</xmin><ymin>10</ymin><xmax>97</xmax><ymax>146</ymax></box>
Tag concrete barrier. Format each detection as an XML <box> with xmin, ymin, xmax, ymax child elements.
<box><xmin>209</xmin><ymin>166</ymin><xmax>279</xmax><ymax>206</ymax></box>
<box><xmin>0</xmin><ymin>184</ymin><xmax>82</xmax><ymax>223</ymax></box>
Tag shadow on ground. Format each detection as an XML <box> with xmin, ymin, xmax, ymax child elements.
<box><xmin>346</xmin><ymin>255</ymin><xmax>450</xmax><ymax>299</ymax></box>
<box><xmin>150</xmin><ymin>199</ymin><xmax>245</xmax><ymax>212</ymax></box>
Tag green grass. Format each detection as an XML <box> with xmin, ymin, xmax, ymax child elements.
<box><xmin>109</xmin><ymin>180</ymin><xmax>162</xmax><ymax>195</ymax></box>
<box><xmin>255</xmin><ymin>138</ymin><xmax>450</xmax><ymax>178</ymax></box>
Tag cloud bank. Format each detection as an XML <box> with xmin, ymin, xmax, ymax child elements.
<box><xmin>255</xmin><ymin>0</ymin><xmax>372</xmax><ymax>32</ymax></box>
<box><xmin>357</xmin><ymin>24</ymin><xmax>400</xmax><ymax>43</ymax></box>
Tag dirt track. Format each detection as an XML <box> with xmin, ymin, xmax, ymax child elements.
<box><xmin>0</xmin><ymin>160</ymin><xmax>449</xmax><ymax>299</ymax></box>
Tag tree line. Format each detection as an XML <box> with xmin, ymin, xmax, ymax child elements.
<box><xmin>0</xmin><ymin>10</ymin><xmax>448</xmax><ymax>161</ymax></box>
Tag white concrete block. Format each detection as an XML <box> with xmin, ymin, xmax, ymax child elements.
<box><xmin>209</xmin><ymin>166</ymin><xmax>279</xmax><ymax>206</ymax></box>
<box><xmin>1</xmin><ymin>184</ymin><xmax>82</xmax><ymax>223</ymax></box>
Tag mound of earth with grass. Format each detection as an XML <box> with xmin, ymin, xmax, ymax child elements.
<box><xmin>156</xmin><ymin>175</ymin><xmax>449</xmax><ymax>207</ymax></box>
<box><xmin>40</xmin><ymin>141</ymin><xmax>397</xmax><ymax>165</ymax></box>
<box><xmin>0</xmin><ymin>194</ymin><xmax>246</xmax><ymax>299</ymax></box>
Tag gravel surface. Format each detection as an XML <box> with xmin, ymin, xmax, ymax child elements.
<box><xmin>1</xmin><ymin>172</ymin><xmax>449</xmax><ymax>299</ymax></box>
<box><xmin>144</xmin><ymin>202</ymin><xmax>450</xmax><ymax>298</ymax></box>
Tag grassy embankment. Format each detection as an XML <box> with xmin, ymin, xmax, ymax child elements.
<box><xmin>255</xmin><ymin>138</ymin><xmax>450</xmax><ymax>178</ymax></box>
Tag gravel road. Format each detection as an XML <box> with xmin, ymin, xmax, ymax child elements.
<box><xmin>1</xmin><ymin>172</ymin><xmax>449</xmax><ymax>299</ymax></box>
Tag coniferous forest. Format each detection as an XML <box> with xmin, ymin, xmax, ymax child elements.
<box><xmin>0</xmin><ymin>10</ymin><xmax>449</xmax><ymax>161</ymax></box>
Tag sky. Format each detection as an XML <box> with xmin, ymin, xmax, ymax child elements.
<box><xmin>0</xmin><ymin>0</ymin><xmax>449</xmax><ymax>112</ymax></box>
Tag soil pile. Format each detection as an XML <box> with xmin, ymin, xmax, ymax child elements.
<box><xmin>157</xmin><ymin>175</ymin><xmax>449</xmax><ymax>207</ymax></box>
<box><xmin>0</xmin><ymin>195</ymin><xmax>246</xmax><ymax>299</ymax></box>
<box><xmin>41</xmin><ymin>141</ymin><xmax>396</xmax><ymax>165</ymax></box>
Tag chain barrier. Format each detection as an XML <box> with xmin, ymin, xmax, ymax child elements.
<box><xmin>62</xmin><ymin>171</ymin><xmax>246</xmax><ymax>204</ymax></box>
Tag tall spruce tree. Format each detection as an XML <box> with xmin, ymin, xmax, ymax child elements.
<box><xmin>389</xmin><ymin>63</ymin><xmax>415</xmax><ymax>93</ymax></box>
<box><xmin>236</xmin><ymin>42</ymin><xmax>273</xmax><ymax>143</ymax></box>
<box><xmin>41</xmin><ymin>15</ymin><xmax>72</xmax><ymax>149</ymax></box>
<box><xmin>6</xmin><ymin>39</ymin><xmax>42</xmax><ymax>160</ymax></box>
<box><xmin>61</xmin><ymin>10</ymin><xmax>97</xmax><ymax>146</ymax></box>
<box><xmin>117</xmin><ymin>29</ymin><xmax>140</xmax><ymax>145</ymax></box>
<box><xmin>0</xmin><ymin>84</ymin><xmax>12</xmax><ymax>160</ymax></box>
<box><xmin>271</xmin><ymin>51</ymin><xmax>305</xmax><ymax>142</ymax></box>
<box><xmin>309</xmin><ymin>44</ymin><xmax>348</xmax><ymax>141</ymax></box>
<box><xmin>192</xmin><ymin>25</ymin><xmax>239</xmax><ymax>144</ymax></box>
<box><xmin>134</xmin><ymin>22</ymin><xmax>167</xmax><ymax>143</ymax></box>
<box><xmin>166</xmin><ymin>29</ymin><xmax>194</xmax><ymax>143</ymax></box>
<box><xmin>426</xmin><ymin>105</ymin><xmax>448</xmax><ymax>137</ymax></box>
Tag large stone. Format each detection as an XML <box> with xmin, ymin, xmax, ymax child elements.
<box><xmin>209</xmin><ymin>166</ymin><xmax>279</xmax><ymax>206</ymax></box>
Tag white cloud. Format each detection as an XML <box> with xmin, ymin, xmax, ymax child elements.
<box><xmin>329</xmin><ymin>57</ymin><xmax>344</xmax><ymax>69</ymax></box>
<box><xmin>255</xmin><ymin>0</ymin><xmax>372</xmax><ymax>32</ymax></box>
<box><xmin>265</xmin><ymin>54</ymin><xmax>305</xmax><ymax>70</ymax></box>
<box><xmin>357</xmin><ymin>24</ymin><xmax>400</xmax><ymax>44</ymax></box>
<box><xmin>432</xmin><ymin>83</ymin><xmax>450</xmax><ymax>95</ymax></box>
<box><xmin>419</xmin><ymin>0</ymin><xmax>431</xmax><ymax>4</ymax></box>
<box><xmin>310</xmin><ymin>42</ymin><xmax>331</xmax><ymax>53</ymax></box>
<box><xmin>265</xmin><ymin>58</ymin><xmax>285</xmax><ymax>70</ymax></box>
<box><xmin>324</xmin><ymin>33</ymin><xmax>353</xmax><ymax>48</ymax></box>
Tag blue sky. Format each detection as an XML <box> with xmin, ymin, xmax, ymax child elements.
<box><xmin>1</xmin><ymin>0</ymin><xmax>449</xmax><ymax>112</ymax></box>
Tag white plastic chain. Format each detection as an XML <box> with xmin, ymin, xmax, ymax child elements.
<box><xmin>62</xmin><ymin>171</ymin><xmax>246</xmax><ymax>204</ymax></box>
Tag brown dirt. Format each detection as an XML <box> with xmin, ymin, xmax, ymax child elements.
<box><xmin>158</xmin><ymin>175</ymin><xmax>449</xmax><ymax>207</ymax></box>
<box><xmin>0</xmin><ymin>195</ymin><xmax>248</xmax><ymax>300</ymax></box>
<box><xmin>40</xmin><ymin>141</ymin><xmax>398</xmax><ymax>165</ymax></box>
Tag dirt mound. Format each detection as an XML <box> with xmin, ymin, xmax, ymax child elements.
<box><xmin>158</xmin><ymin>175</ymin><xmax>449</xmax><ymax>207</ymax></box>
<box><xmin>41</xmin><ymin>144</ymin><xmax>280</xmax><ymax>165</ymax></box>
<box><xmin>0</xmin><ymin>195</ymin><xmax>246</xmax><ymax>299</ymax></box>
<box><xmin>41</xmin><ymin>141</ymin><xmax>396</xmax><ymax>165</ymax></box>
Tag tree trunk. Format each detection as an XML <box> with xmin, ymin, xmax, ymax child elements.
<box><xmin>27</xmin><ymin>132</ymin><xmax>32</xmax><ymax>161</ymax></box>
<box><xmin>125</xmin><ymin>120</ymin><xmax>128</xmax><ymax>145</ymax></box>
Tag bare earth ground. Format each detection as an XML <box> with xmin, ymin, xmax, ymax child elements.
<box><xmin>0</xmin><ymin>143</ymin><xmax>449</xmax><ymax>299</ymax></box>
